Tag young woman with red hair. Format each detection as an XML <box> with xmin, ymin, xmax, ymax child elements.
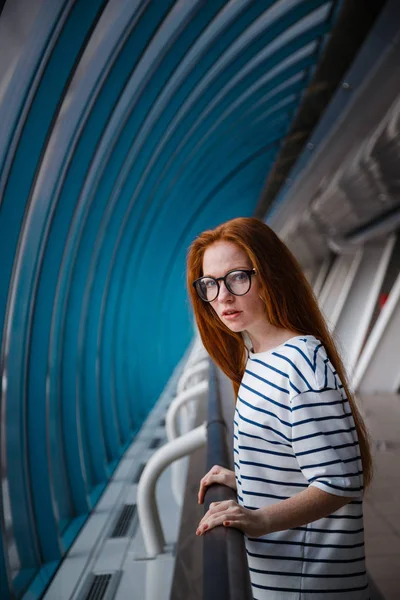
<box><xmin>187</xmin><ymin>217</ymin><xmax>372</xmax><ymax>600</ymax></box>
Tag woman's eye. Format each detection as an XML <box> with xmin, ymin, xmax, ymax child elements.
<box><xmin>205</xmin><ymin>279</ymin><xmax>216</xmax><ymax>288</ymax></box>
<box><xmin>232</xmin><ymin>272</ymin><xmax>246</xmax><ymax>281</ymax></box>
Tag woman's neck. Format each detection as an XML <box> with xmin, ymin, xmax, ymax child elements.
<box><xmin>246</xmin><ymin>323</ymin><xmax>300</xmax><ymax>354</ymax></box>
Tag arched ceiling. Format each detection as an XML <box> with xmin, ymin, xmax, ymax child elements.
<box><xmin>0</xmin><ymin>0</ymin><xmax>341</xmax><ymax>418</ymax></box>
<box><xmin>0</xmin><ymin>3</ymin><xmax>376</xmax><ymax>596</ymax></box>
<box><xmin>267</xmin><ymin>0</ymin><xmax>400</xmax><ymax>269</ymax></box>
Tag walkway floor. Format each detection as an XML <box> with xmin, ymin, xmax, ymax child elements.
<box><xmin>218</xmin><ymin>372</ymin><xmax>400</xmax><ymax>600</ymax></box>
<box><xmin>41</xmin><ymin>372</ymin><xmax>399</xmax><ymax>600</ymax></box>
<box><xmin>361</xmin><ymin>393</ymin><xmax>400</xmax><ymax>600</ymax></box>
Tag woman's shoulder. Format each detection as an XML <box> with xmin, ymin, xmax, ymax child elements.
<box><xmin>277</xmin><ymin>335</ymin><xmax>327</xmax><ymax>372</ymax></box>
<box><xmin>282</xmin><ymin>334</ymin><xmax>326</xmax><ymax>361</ymax></box>
<box><xmin>279</xmin><ymin>335</ymin><xmax>344</xmax><ymax>395</ymax></box>
<box><xmin>248</xmin><ymin>334</ymin><xmax>325</xmax><ymax>363</ymax></box>
<box><xmin>248</xmin><ymin>335</ymin><xmax>328</xmax><ymax>388</ymax></box>
<box><xmin>246</xmin><ymin>335</ymin><xmax>345</xmax><ymax>401</ymax></box>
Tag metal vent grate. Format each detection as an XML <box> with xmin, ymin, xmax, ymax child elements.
<box><xmin>111</xmin><ymin>504</ymin><xmax>137</xmax><ymax>538</ymax></box>
<box><xmin>149</xmin><ymin>437</ymin><xmax>162</xmax><ymax>449</ymax></box>
<box><xmin>83</xmin><ymin>574</ymin><xmax>112</xmax><ymax>600</ymax></box>
<box><xmin>80</xmin><ymin>571</ymin><xmax>122</xmax><ymax>600</ymax></box>
<box><xmin>133</xmin><ymin>463</ymin><xmax>145</xmax><ymax>484</ymax></box>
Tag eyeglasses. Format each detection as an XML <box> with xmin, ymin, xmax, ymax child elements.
<box><xmin>192</xmin><ymin>268</ymin><xmax>256</xmax><ymax>302</ymax></box>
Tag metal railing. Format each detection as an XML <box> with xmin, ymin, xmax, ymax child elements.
<box><xmin>137</xmin><ymin>339</ymin><xmax>209</xmax><ymax>557</ymax></box>
<box><xmin>137</xmin><ymin>422</ymin><xmax>207</xmax><ymax>557</ymax></box>
<box><xmin>202</xmin><ymin>361</ymin><xmax>253</xmax><ymax>600</ymax></box>
<box><xmin>137</xmin><ymin>338</ymin><xmax>252</xmax><ymax>598</ymax></box>
<box><xmin>166</xmin><ymin>378</ymin><xmax>209</xmax><ymax>504</ymax></box>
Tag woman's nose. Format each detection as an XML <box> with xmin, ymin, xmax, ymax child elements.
<box><xmin>218</xmin><ymin>281</ymin><xmax>233</xmax><ymax>301</ymax></box>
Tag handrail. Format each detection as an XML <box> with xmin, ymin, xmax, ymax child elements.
<box><xmin>166</xmin><ymin>379</ymin><xmax>208</xmax><ymax>441</ymax></box>
<box><xmin>137</xmin><ymin>423</ymin><xmax>207</xmax><ymax>558</ymax></box>
<box><xmin>185</xmin><ymin>341</ymin><xmax>207</xmax><ymax>367</ymax></box>
<box><xmin>178</xmin><ymin>365</ymin><xmax>209</xmax><ymax>436</ymax></box>
<box><xmin>166</xmin><ymin>379</ymin><xmax>209</xmax><ymax>505</ymax></box>
<box><xmin>176</xmin><ymin>359</ymin><xmax>209</xmax><ymax>394</ymax></box>
<box><xmin>203</xmin><ymin>360</ymin><xmax>253</xmax><ymax>600</ymax></box>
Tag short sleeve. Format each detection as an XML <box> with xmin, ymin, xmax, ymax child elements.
<box><xmin>290</xmin><ymin>388</ymin><xmax>364</xmax><ymax>498</ymax></box>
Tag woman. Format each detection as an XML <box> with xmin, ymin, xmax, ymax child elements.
<box><xmin>186</xmin><ymin>217</ymin><xmax>372</xmax><ymax>600</ymax></box>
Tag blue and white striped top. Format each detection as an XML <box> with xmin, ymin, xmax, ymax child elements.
<box><xmin>233</xmin><ymin>335</ymin><xmax>369</xmax><ymax>600</ymax></box>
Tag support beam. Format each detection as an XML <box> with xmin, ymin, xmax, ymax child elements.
<box><xmin>313</xmin><ymin>257</ymin><xmax>331</xmax><ymax>298</ymax></box>
<box><xmin>353</xmin><ymin>269</ymin><xmax>400</xmax><ymax>393</ymax></box>
<box><xmin>335</xmin><ymin>237</ymin><xmax>395</xmax><ymax>379</ymax></box>
<box><xmin>319</xmin><ymin>251</ymin><xmax>363</xmax><ymax>330</ymax></box>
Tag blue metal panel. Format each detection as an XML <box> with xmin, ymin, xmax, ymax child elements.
<box><xmin>20</xmin><ymin>562</ymin><xmax>58</xmax><ymax>600</ymax></box>
<box><xmin>155</xmin><ymin>153</ymin><xmax>272</xmax><ymax>363</ymax></box>
<box><xmin>0</xmin><ymin>0</ymin><xmax>110</xmax><ymax>596</ymax></box>
<box><xmin>81</xmin><ymin>0</ymin><xmax>231</xmax><ymax>428</ymax></box>
<box><xmin>267</xmin><ymin>0</ymin><xmax>400</xmax><ymax>221</ymax></box>
<box><xmin>110</xmin><ymin>21</ymin><xmax>328</xmax><ymax>293</ymax></box>
<box><xmin>122</xmin><ymin>145</ymin><xmax>279</xmax><ymax>404</ymax></box>
<box><xmin>111</xmin><ymin>53</ymin><xmax>323</xmax><ymax>393</ymax></box>
<box><xmin>110</xmin><ymin>63</ymin><xmax>318</xmax><ymax>406</ymax></box>
<box><xmin>26</xmin><ymin>0</ymin><xmax>110</xmax><ymax>530</ymax></box>
<box><xmin>0</xmin><ymin>1</ymin><xmax>342</xmax><ymax>598</ymax></box>
<box><xmin>0</xmin><ymin>536</ymin><xmax>11</xmax><ymax>600</ymax></box>
<box><xmin>56</xmin><ymin>2</ymin><xmax>178</xmax><ymax>470</ymax></box>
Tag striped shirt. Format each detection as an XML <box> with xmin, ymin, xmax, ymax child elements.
<box><xmin>233</xmin><ymin>335</ymin><xmax>369</xmax><ymax>600</ymax></box>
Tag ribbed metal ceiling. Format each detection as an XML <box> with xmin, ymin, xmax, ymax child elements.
<box><xmin>266</xmin><ymin>1</ymin><xmax>399</xmax><ymax>269</ymax></box>
<box><xmin>0</xmin><ymin>2</ymin><xmax>341</xmax><ymax>597</ymax></box>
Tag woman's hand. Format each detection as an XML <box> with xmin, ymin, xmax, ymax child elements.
<box><xmin>196</xmin><ymin>499</ymin><xmax>268</xmax><ymax>537</ymax></box>
<box><xmin>198</xmin><ymin>465</ymin><xmax>237</xmax><ymax>504</ymax></box>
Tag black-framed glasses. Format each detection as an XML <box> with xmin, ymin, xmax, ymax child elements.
<box><xmin>192</xmin><ymin>268</ymin><xmax>256</xmax><ymax>302</ymax></box>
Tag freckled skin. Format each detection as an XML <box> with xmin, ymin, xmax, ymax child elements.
<box><xmin>202</xmin><ymin>241</ymin><xmax>266</xmax><ymax>336</ymax></box>
<box><xmin>197</xmin><ymin>242</ymin><xmax>357</xmax><ymax>552</ymax></box>
<box><xmin>202</xmin><ymin>241</ymin><xmax>298</xmax><ymax>352</ymax></box>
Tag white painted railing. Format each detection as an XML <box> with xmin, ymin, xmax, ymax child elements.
<box><xmin>176</xmin><ymin>360</ymin><xmax>209</xmax><ymax>436</ymax></box>
<box><xmin>166</xmin><ymin>379</ymin><xmax>208</xmax><ymax>441</ymax></box>
<box><xmin>136</xmin><ymin>337</ymin><xmax>210</xmax><ymax>557</ymax></box>
<box><xmin>176</xmin><ymin>359</ymin><xmax>209</xmax><ymax>394</ymax></box>
<box><xmin>166</xmin><ymin>379</ymin><xmax>209</xmax><ymax>503</ymax></box>
<box><xmin>137</xmin><ymin>423</ymin><xmax>207</xmax><ymax>557</ymax></box>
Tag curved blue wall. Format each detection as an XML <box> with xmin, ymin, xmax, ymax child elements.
<box><xmin>0</xmin><ymin>1</ymin><xmax>339</xmax><ymax>597</ymax></box>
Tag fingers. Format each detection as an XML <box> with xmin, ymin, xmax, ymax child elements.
<box><xmin>196</xmin><ymin>505</ymin><xmax>241</xmax><ymax>536</ymax></box>
<box><xmin>197</xmin><ymin>500</ymin><xmax>238</xmax><ymax>533</ymax></box>
<box><xmin>197</xmin><ymin>465</ymin><xmax>226</xmax><ymax>504</ymax></box>
<box><xmin>200</xmin><ymin>499</ymin><xmax>235</xmax><ymax>520</ymax></box>
<box><xmin>197</xmin><ymin>476</ymin><xmax>216</xmax><ymax>505</ymax></box>
<box><xmin>195</xmin><ymin>502</ymin><xmax>264</xmax><ymax>538</ymax></box>
<box><xmin>198</xmin><ymin>477</ymin><xmax>215</xmax><ymax>505</ymax></box>
<box><xmin>198</xmin><ymin>465</ymin><xmax>236</xmax><ymax>504</ymax></box>
<box><xmin>196</xmin><ymin>518</ymin><xmax>236</xmax><ymax>536</ymax></box>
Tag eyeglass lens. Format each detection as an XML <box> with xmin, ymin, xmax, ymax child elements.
<box><xmin>196</xmin><ymin>270</ymin><xmax>251</xmax><ymax>301</ymax></box>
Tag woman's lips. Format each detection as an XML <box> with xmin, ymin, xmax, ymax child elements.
<box><xmin>222</xmin><ymin>311</ymin><xmax>242</xmax><ymax>320</ymax></box>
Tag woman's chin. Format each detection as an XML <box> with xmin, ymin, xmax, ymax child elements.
<box><xmin>225</xmin><ymin>321</ymin><xmax>246</xmax><ymax>333</ymax></box>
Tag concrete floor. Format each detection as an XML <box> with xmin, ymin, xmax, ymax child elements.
<box><xmin>361</xmin><ymin>393</ymin><xmax>400</xmax><ymax>600</ymax></box>
<box><xmin>42</xmin><ymin>381</ymin><xmax>400</xmax><ymax>600</ymax></box>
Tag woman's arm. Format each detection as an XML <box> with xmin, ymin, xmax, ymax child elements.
<box><xmin>196</xmin><ymin>486</ymin><xmax>355</xmax><ymax>537</ymax></box>
<box><xmin>257</xmin><ymin>485</ymin><xmax>353</xmax><ymax>534</ymax></box>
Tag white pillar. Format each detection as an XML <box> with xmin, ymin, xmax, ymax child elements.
<box><xmin>319</xmin><ymin>251</ymin><xmax>363</xmax><ymax>330</ymax></box>
<box><xmin>353</xmin><ymin>269</ymin><xmax>400</xmax><ymax>394</ymax></box>
<box><xmin>334</xmin><ymin>236</ymin><xmax>396</xmax><ymax>379</ymax></box>
<box><xmin>304</xmin><ymin>266</ymin><xmax>318</xmax><ymax>286</ymax></box>
<box><xmin>313</xmin><ymin>257</ymin><xmax>331</xmax><ymax>298</ymax></box>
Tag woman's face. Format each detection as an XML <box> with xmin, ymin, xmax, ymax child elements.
<box><xmin>202</xmin><ymin>241</ymin><xmax>266</xmax><ymax>334</ymax></box>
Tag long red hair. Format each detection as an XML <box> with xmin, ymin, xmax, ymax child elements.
<box><xmin>186</xmin><ymin>217</ymin><xmax>372</xmax><ymax>488</ymax></box>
